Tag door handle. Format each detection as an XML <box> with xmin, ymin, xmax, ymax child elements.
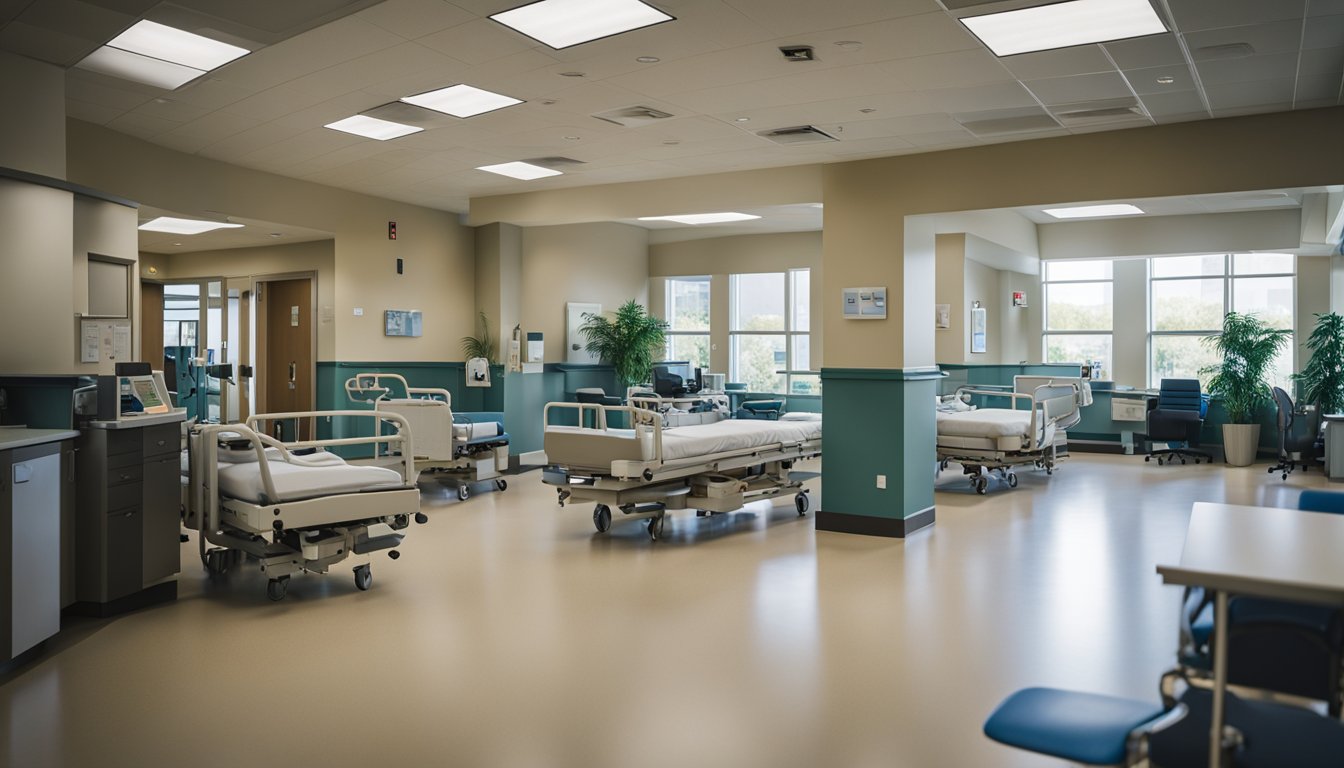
<box><xmin>14</xmin><ymin>463</ymin><xmax>31</xmax><ymax>484</ymax></box>
<box><xmin>289</xmin><ymin>361</ymin><xmax>297</xmax><ymax>390</ymax></box>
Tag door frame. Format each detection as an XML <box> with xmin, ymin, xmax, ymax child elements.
<box><xmin>252</xmin><ymin>271</ymin><xmax>318</xmax><ymax>418</ymax></box>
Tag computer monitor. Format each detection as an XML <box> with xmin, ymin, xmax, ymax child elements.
<box><xmin>653</xmin><ymin>362</ymin><xmax>698</xmax><ymax>397</ymax></box>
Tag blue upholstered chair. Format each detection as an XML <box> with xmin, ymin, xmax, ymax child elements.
<box><xmin>1145</xmin><ymin>379</ymin><xmax>1211</xmax><ymax>466</ymax></box>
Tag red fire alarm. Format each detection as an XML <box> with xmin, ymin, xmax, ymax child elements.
<box><xmin>388</xmin><ymin>221</ymin><xmax>397</xmax><ymax>240</ymax></box>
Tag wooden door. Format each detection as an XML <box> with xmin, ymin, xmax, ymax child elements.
<box><xmin>260</xmin><ymin>278</ymin><xmax>313</xmax><ymax>440</ymax></box>
<box><xmin>140</xmin><ymin>282</ymin><xmax>164</xmax><ymax>365</ymax></box>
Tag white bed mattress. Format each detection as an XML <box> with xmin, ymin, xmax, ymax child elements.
<box><xmin>659</xmin><ymin>418</ymin><xmax>822</xmax><ymax>461</ymax></box>
<box><xmin>218</xmin><ymin>457</ymin><xmax>405</xmax><ymax>503</ymax></box>
<box><xmin>936</xmin><ymin>408</ymin><xmax>1048</xmax><ymax>452</ymax></box>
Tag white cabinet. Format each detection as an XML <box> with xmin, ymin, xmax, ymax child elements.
<box><xmin>11</xmin><ymin>452</ymin><xmax>60</xmax><ymax>656</ymax></box>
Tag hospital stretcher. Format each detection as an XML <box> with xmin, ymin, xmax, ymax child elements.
<box><xmin>542</xmin><ymin>402</ymin><xmax>821</xmax><ymax>540</ymax></box>
<box><xmin>345</xmin><ymin>373</ymin><xmax>510</xmax><ymax>500</ymax></box>
<box><xmin>184</xmin><ymin>410</ymin><xmax>427</xmax><ymax>601</ymax></box>
<box><xmin>936</xmin><ymin>379</ymin><xmax>1086</xmax><ymax>494</ymax></box>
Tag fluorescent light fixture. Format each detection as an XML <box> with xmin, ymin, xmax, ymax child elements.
<box><xmin>138</xmin><ymin>216</ymin><xmax>245</xmax><ymax>235</ymax></box>
<box><xmin>1042</xmin><ymin>203</ymin><xmax>1144</xmax><ymax>219</ymax></box>
<box><xmin>476</xmin><ymin>162</ymin><xmax>563</xmax><ymax>180</ymax></box>
<box><xmin>637</xmin><ymin>212</ymin><xmax>761</xmax><ymax>225</ymax></box>
<box><xmin>76</xmin><ymin>46</ymin><xmax>205</xmax><ymax>90</ymax></box>
<box><xmin>324</xmin><ymin>115</ymin><xmax>423</xmax><ymax>141</ymax></box>
<box><xmin>401</xmin><ymin>84</ymin><xmax>523</xmax><ymax>118</ymax></box>
<box><xmin>490</xmin><ymin>0</ymin><xmax>675</xmax><ymax>50</ymax></box>
<box><xmin>106</xmin><ymin>20</ymin><xmax>249</xmax><ymax>70</ymax></box>
<box><xmin>960</xmin><ymin>0</ymin><xmax>1166</xmax><ymax>57</ymax></box>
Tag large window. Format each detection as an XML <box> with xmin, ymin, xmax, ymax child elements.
<box><xmin>664</xmin><ymin>276</ymin><xmax>710</xmax><ymax>370</ymax></box>
<box><xmin>1149</xmin><ymin>253</ymin><xmax>1294</xmax><ymax>388</ymax></box>
<box><xmin>1043</xmin><ymin>260</ymin><xmax>1113</xmax><ymax>376</ymax></box>
<box><xmin>729</xmin><ymin>269</ymin><xmax>814</xmax><ymax>394</ymax></box>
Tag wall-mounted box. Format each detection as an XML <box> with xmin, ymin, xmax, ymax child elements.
<box><xmin>842</xmin><ymin>287</ymin><xmax>886</xmax><ymax>319</ymax></box>
<box><xmin>1112</xmin><ymin>398</ymin><xmax>1148</xmax><ymax>422</ymax></box>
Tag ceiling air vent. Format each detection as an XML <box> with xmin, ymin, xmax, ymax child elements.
<box><xmin>956</xmin><ymin>112</ymin><xmax>1060</xmax><ymax>138</ymax></box>
<box><xmin>1050</xmin><ymin>98</ymin><xmax>1148</xmax><ymax>127</ymax></box>
<box><xmin>592</xmin><ymin>105</ymin><xmax>674</xmax><ymax>127</ymax></box>
<box><xmin>1193</xmin><ymin>42</ymin><xmax>1255</xmax><ymax>60</ymax></box>
<box><xmin>523</xmin><ymin>156</ymin><xmax>587</xmax><ymax>170</ymax></box>
<box><xmin>757</xmin><ymin>125</ymin><xmax>838</xmax><ymax>145</ymax></box>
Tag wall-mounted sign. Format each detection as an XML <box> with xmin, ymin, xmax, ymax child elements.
<box><xmin>1012</xmin><ymin>290</ymin><xmax>1027</xmax><ymax>308</ymax></box>
<box><xmin>970</xmin><ymin>302</ymin><xmax>987</xmax><ymax>354</ymax></box>
<box><xmin>842</xmin><ymin>286</ymin><xmax>887</xmax><ymax>319</ymax></box>
<box><xmin>385</xmin><ymin>309</ymin><xmax>422</xmax><ymax>337</ymax></box>
<box><xmin>935</xmin><ymin>303</ymin><xmax>951</xmax><ymax>329</ymax></box>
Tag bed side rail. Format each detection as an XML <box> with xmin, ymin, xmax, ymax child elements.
<box><xmin>345</xmin><ymin>373</ymin><xmax>452</xmax><ymax>407</ymax></box>
<box><xmin>543</xmin><ymin>401</ymin><xmax>664</xmax><ymax>468</ymax></box>
<box><xmin>245</xmin><ymin>409</ymin><xmax>416</xmax><ymax>485</ymax></box>
<box><xmin>954</xmin><ymin>383</ymin><xmax>1080</xmax><ymax>450</ymax></box>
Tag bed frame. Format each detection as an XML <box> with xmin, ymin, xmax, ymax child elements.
<box><xmin>937</xmin><ymin>382</ymin><xmax>1082</xmax><ymax>494</ymax></box>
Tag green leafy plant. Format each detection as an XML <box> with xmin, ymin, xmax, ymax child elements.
<box><xmin>1293</xmin><ymin>311</ymin><xmax>1344</xmax><ymax>415</ymax></box>
<box><xmin>1199</xmin><ymin>311</ymin><xmax>1291</xmax><ymax>424</ymax></box>
<box><xmin>460</xmin><ymin>311</ymin><xmax>496</xmax><ymax>364</ymax></box>
<box><xmin>579</xmin><ymin>300</ymin><xmax>668</xmax><ymax>389</ymax></box>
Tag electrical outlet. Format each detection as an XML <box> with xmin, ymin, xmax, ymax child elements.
<box><xmin>876</xmin><ymin>474</ymin><xmax>886</xmax><ymax>490</ymax></box>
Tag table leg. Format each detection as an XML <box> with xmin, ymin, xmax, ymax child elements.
<box><xmin>1210</xmin><ymin>589</ymin><xmax>1229</xmax><ymax>768</ymax></box>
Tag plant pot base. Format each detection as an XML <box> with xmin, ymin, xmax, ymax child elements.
<box><xmin>1222</xmin><ymin>424</ymin><xmax>1261</xmax><ymax>467</ymax></box>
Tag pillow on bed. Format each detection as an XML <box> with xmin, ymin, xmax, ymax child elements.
<box><xmin>937</xmin><ymin>395</ymin><xmax>975</xmax><ymax>413</ymax></box>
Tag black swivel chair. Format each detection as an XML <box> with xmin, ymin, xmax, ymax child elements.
<box><xmin>1268</xmin><ymin>386</ymin><xmax>1319</xmax><ymax>480</ymax></box>
<box><xmin>1144</xmin><ymin>378</ymin><xmax>1211</xmax><ymax>466</ymax></box>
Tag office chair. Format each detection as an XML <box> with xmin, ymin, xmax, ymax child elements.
<box><xmin>1173</xmin><ymin>490</ymin><xmax>1344</xmax><ymax>718</ymax></box>
<box><xmin>1144</xmin><ymin>379</ymin><xmax>1211</xmax><ymax>466</ymax></box>
<box><xmin>1267</xmin><ymin>386</ymin><xmax>1319</xmax><ymax>480</ymax></box>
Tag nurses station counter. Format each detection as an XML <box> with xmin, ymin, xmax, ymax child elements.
<box><xmin>0</xmin><ymin>427</ymin><xmax>78</xmax><ymax>663</ymax></box>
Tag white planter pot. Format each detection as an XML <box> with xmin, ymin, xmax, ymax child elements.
<box><xmin>1222</xmin><ymin>423</ymin><xmax>1261</xmax><ymax>467</ymax></box>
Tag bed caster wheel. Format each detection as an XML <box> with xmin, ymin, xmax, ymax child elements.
<box><xmin>1157</xmin><ymin>457</ymin><xmax>1164</xmax><ymax>466</ymax></box>
<box><xmin>1145</xmin><ymin>455</ymin><xmax>1151</xmax><ymax>462</ymax></box>
<box><xmin>495</xmin><ymin>478</ymin><xmax>508</xmax><ymax>492</ymax></box>
<box><xmin>1007</xmin><ymin>473</ymin><xmax>1018</xmax><ymax>489</ymax></box>
<box><xmin>205</xmin><ymin>548</ymin><xmax>230</xmax><ymax>576</ymax></box>
<box><xmin>1267</xmin><ymin>467</ymin><xmax>1275</xmax><ymax>474</ymax></box>
<box><xmin>647</xmin><ymin>515</ymin><xmax>665</xmax><ymax>541</ymax></box>
<box><xmin>388</xmin><ymin>549</ymin><xmax>400</xmax><ymax>560</ymax></box>
<box><xmin>266</xmin><ymin>576</ymin><xmax>289</xmax><ymax>602</ymax></box>
<box><xmin>1282</xmin><ymin>472</ymin><xmax>1289</xmax><ymax>480</ymax></box>
<box><xmin>593</xmin><ymin>504</ymin><xmax>612</xmax><ymax>533</ymax></box>
<box><xmin>353</xmin><ymin>564</ymin><xmax>372</xmax><ymax>591</ymax></box>
<box><xmin>1045</xmin><ymin>467</ymin><xmax>1053</xmax><ymax>476</ymax></box>
<box><xmin>975</xmin><ymin>477</ymin><xmax>988</xmax><ymax>495</ymax></box>
<box><xmin>457</xmin><ymin>485</ymin><xmax>471</xmax><ymax>502</ymax></box>
<box><xmin>1180</xmin><ymin>458</ymin><xmax>1187</xmax><ymax>465</ymax></box>
<box><xmin>794</xmin><ymin>492</ymin><xmax>810</xmax><ymax>516</ymax></box>
<box><xmin>415</xmin><ymin>512</ymin><xmax>429</xmax><ymax>524</ymax></box>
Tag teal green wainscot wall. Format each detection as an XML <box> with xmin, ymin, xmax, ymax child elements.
<box><xmin>815</xmin><ymin>367</ymin><xmax>943</xmax><ymax>538</ymax></box>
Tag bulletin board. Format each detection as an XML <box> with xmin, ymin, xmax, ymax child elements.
<box><xmin>78</xmin><ymin>316</ymin><xmax>133</xmax><ymax>364</ymax></box>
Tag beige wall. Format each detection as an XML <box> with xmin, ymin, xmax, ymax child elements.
<box><xmin>0</xmin><ymin>51</ymin><xmax>65</xmax><ymax>178</ymax></box>
<box><xmin>935</xmin><ymin>233</ymin><xmax>1037</xmax><ymax>365</ymax></box>
<box><xmin>823</xmin><ymin>108</ymin><xmax>1344</xmax><ymax>371</ymax></box>
<box><xmin>934</xmin><ymin>234</ymin><xmax>966</xmax><ymax>364</ymax></box>
<box><xmin>74</xmin><ymin>196</ymin><xmax>141</xmax><ymax>374</ymax></box>
<box><xmin>147</xmin><ymin>240</ymin><xmax>337</xmax><ymax>360</ymax></box>
<box><xmin>1039</xmin><ymin>209</ymin><xmax>1303</xmax><ymax>260</ymax></box>
<box><xmin>519</xmin><ymin>222</ymin><xmax>649</xmax><ymax>363</ymax></box>
<box><xmin>66</xmin><ymin>119</ymin><xmax>475</xmax><ymax>363</ymax></box>
<box><xmin>650</xmin><ymin>231</ymin><xmax>822</xmax><ymax>373</ymax></box>
<box><xmin>0</xmin><ymin>180</ymin><xmax>75</xmax><ymax>374</ymax></box>
<box><xmin>1298</xmin><ymin>256</ymin><xmax>1332</xmax><ymax>371</ymax></box>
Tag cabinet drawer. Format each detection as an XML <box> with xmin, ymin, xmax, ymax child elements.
<box><xmin>106</xmin><ymin>429</ymin><xmax>139</xmax><ymax>456</ymax></box>
<box><xmin>107</xmin><ymin>482</ymin><xmax>141</xmax><ymax>513</ymax></box>
<box><xmin>142</xmin><ymin>424</ymin><xmax>179</xmax><ymax>457</ymax></box>
<box><xmin>107</xmin><ymin>446</ymin><xmax>142</xmax><ymax>470</ymax></box>
<box><xmin>107</xmin><ymin>463</ymin><xmax>142</xmax><ymax>487</ymax></box>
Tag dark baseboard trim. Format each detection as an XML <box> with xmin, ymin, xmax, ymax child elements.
<box><xmin>64</xmin><ymin>580</ymin><xmax>177</xmax><ymax>619</ymax></box>
<box><xmin>815</xmin><ymin>507</ymin><xmax>935</xmax><ymax>538</ymax></box>
<box><xmin>1067</xmin><ymin>442</ymin><xmax>1129</xmax><ymax>455</ymax></box>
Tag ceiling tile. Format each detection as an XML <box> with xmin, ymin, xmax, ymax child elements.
<box><xmin>880</xmin><ymin>48</ymin><xmax>1014</xmax><ymax>90</ymax></box>
<box><xmin>1299</xmin><ymin>47</ymin><xmax>1344</xmax><ymax>76</ymax></box>
<box><xmin>721</xmin><ymin>0</ymin><xmax>930</xmax><ymax>39</ymax></box>
<box><xmin>1124</xmin><ymin>64</ymin><xmax>1198</xmax><ymax>94</ymax></box>
<box><xmin>1184</xmin><ymin>20</ymin><xmax>1304</xmax><ymax>58</ymax></box>
<box><xmin>925</xmin><ymin>81</ymin><xmax>1037</xmax><ymax>113</ymax></box>
<box><xmin>1307</xmin><ymin>0</ymin><xmax>1344</xmax><ymax>16</ymax></box>
<box><xmin>1211</xmin><ymin>101</ymin><xmax>1294</xmax><ymax>118</ymax></box>
<box><xmin>1195</xmin><ymin>52</ymin><xmax>1299</xmax><ymax>85</ymax></box>
<box><xmin>0</xmin><ymin>20</ymin><xmax>99</xmax><ymax>66</ymax></box>
<box><xmin>66</xmin><ymin>74</ymin><xmax>157</xmax><ymax>110</ymax></box>
<box><xmin>862</xmin><ymin>11</ymin><xmax>983</xmax><ymax>61</ymax></box>
<box><xmin>355</xmin><ymin>0</ymin><xmax>475</xmax><ymax>40</ymax></box>
<box><xmin>1102</xmin><ymin>34</ymin><xmax>1188</xmax><ymax>70</ymax></box>
<box><xmin>1304</xmin><ymin>13</ymin><xmax>1344</xmax><ymax>49</ymax></box>
<box><xmin>1001</xmin><ymin>45</ymin><xmax>1116</xmax><ymax>80</ymax></box>
<box><xmin>65</xmin><ymin>97</ymin><xmax>125</xmax><ymax>124</ymax></box>
<box><xmin>416</xmin><ymin>17</ymin><xmax>541</xmax><ymax>66</ymax></box>
<box><xmin>1296</xmin><ymin>73</ymin><xmax>1344</xmax><ymax>102</ymax></box>
<box><xmin>1136</xmin><ymin>88</ymin><xmax>1207</xmax><ymax>117</ymax></box>
<box><xmin>106</xmin><ymin>110</ymin><xmax>183</xmax><ymax>140</ymax></box>
<box><xmin>1024</xmin><ymin>72</ymin><xmax>1134</xmax><ymax>105</ymax></box>
<box><xmin>213</xmin><ymin>16</ymin><xmax>407</xmax><ymax>92</ymax></box>
<box><xmin>160</xmin><ymin>110</ymin><xmax>257</xmax><ymax>144</ymax></box>
<box><xmin>1166</xmin><ymin>0</ymin><xmax>1305</xmax><ymax>32</ymax></box>
<box><xmin>1204</xmin><ymin>77</ymin><xmax>1296</xmax><ymax>110</ymax></box>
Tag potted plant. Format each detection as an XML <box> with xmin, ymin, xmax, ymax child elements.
<box><xmin>1200</xmin><ymin>311</ymin><xmax>1291</xmax><ymax>466</ymax></box>
<box><xmin>579</xmin><ymin>300</ymin><xmax>668</xmax><ymax>389</ymax></box>
<box><xmin>460</xmin><ymin>311</ymin><xmax>496</xmax><ymax>364</ymax></box>
<box><xmin>1293</xmin><ymin>312</ymin><xmax>1344</xmax><ymax>415</ymax></box>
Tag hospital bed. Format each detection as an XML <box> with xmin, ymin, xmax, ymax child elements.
<box><xmin>345</xmin><ymin>373</ymin><xmax>510</xmax><ymax>501</ymax></box>
<box><xmin>184</xmin><ymin>410</ymin><xmax>427</xmax><ymax>601</ymax></box>
<box><xmin>542</xmin><ymin>402</ymin><xmax>821</xmax><ymax>540</ymax></box>
<box><xmin>936</xmin><ymin>378</ymin><xmax>1088</xmax><ymax>494</ymax></box>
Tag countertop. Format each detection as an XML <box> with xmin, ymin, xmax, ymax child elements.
<box><xmin>0</xmin><ymin>427</ymin><xmax>80</xmax><ymax>451</ymax></box>
<box><xmin>88</xmin><ymin>409</ymin><xmax>188</xmax><ymax>430</ymax></box>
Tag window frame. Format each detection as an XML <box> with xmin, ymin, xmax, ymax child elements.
<box><xmin>663</xmin><ymin>275</ymin><xmax>711</xmax><ymax>371</ymax></box>
<box><xmin>1041</xmin><ymin>260</ymin><xmax>1114</xmax><ymax>372</ymax></box>
<box><xmin>728</xmin><ymin>268</ymin><xmax>813</xmax><ymax>394</ymax></box>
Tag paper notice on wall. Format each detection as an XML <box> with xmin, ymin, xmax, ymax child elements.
<box><xmin>111</xmin><ymin>324</ymin><xmax>131</xmax><ymax>361</ymax></box>
<box><xmin>81</xmin><ymin>320</ymin><xmax>100</xmax><ymax>363</ymax></box>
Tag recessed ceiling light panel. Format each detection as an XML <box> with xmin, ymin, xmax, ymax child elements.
<box><xmin>476</xmin><ymin>162</ymin><xmax>563</xmax><ymax>180</ymax></box>
<box><xmin>1042</xmin><ymin>203</ymin><xmax>1144</xmax><ymax>219</ymax></box>
<box><xmin>76</xmin><ymin>46</ymin><xmax>205</xmax><ymax>89</ymax></box>
<box><xmin>107</xmin><ymin>20</ymin><xmax>249</xmax><ymax>71</ymax></box>
<box><xmin>400</xmin><ymin>84</ymin><xmax>523</xmax><ymax>118</ymax></box>
<box><xmin>637</xmin><ymin>212</ymin><xmax>761</xmax><ymax>225</ymax></box>
<box><xmin>324</xmin><ymin>115</ymin><xmax>423</xmax><ymax>141</ymax></box>
<box><xmin>960</xmin><ymin>0</ymin><xmax>1167</xmax><ymax>57</ymax></box>
<box><xmin>490</xmin><ymin>0</ymin><xmax>675</xmax><ymax>50</ymax></box>
<box><xmin>138</xmin><ymin>216</ymin><xmax>245</xmax><ymax>235</ymax></box>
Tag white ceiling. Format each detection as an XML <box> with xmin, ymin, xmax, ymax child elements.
<box><xmin>136</xmin><ymin>205</ymin><xmax>334</xmax><ymax>253</ymax></box>
<box><xmin>1</xmin><ymin>0</ymin><xmax>1337</xmax><ymax>222</ymax></box>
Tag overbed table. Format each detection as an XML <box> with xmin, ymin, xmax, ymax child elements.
<box><xmin>1157</xmin><ymin>502</ymin><xmax>1344</xmax><ymax>768</ymax></box>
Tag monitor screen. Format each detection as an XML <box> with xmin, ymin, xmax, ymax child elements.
<box><xmin>653</xmin><ymin>362</ymin><xmax>696</xmax><ymax>397</ymax></box>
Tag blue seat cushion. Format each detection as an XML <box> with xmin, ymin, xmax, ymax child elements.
<box><xmin>1230</xmin><ymin>596</ymin><xmax>1342</xmax><ymax>637</ymax></box>
<box><xmin>1149</xmin><ymin>687</ymin><xmax>1344</xmax><ymax>768</ymax></box>
<box><xmin>1299</xmin><ymin>489</ymin><xmax>1344</xmax><ymax>515</ymax></box>
<box><xmin>1191</xmin><ymin>602</ymin><xmax>1215</xmax><ymax>646</ymax></box>
<box><xmin>984</xmin><ymin>687</ymin><xmax>1166</xmax><ymax>765</ymax></box>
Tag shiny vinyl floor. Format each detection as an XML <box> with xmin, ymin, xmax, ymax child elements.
<box><xmin>1</xmin><ymin>454</ymin><xmax>1332</xmax><ymax>768</ymax></box>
